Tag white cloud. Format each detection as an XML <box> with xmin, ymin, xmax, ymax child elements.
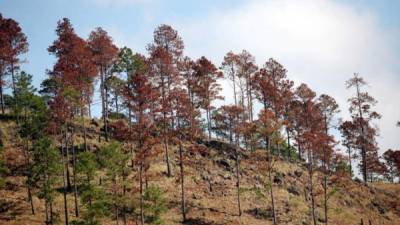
<box><xmin>174</xmin><ymin>0</ymin><xmax>400</xmax><ymax>155</ymax></box>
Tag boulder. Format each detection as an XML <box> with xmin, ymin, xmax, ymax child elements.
<box><xmin>245</xmin><ymin>207</ymin><xmax>274</xmax><ymax>220</ymax></box>
<box><xmin>287</xmin><ymin>186</ymin><xmax>301</xmax><ymax>196</ymax></box>
<box><xmin>274</xmin><ymin>172</ymin><xmax>285</xmax><ymax>185</ymax></box>
<box><xmin>216</xmin><ymin>159</ymin><xmax>231</xmax><ymax>171</ymax></box>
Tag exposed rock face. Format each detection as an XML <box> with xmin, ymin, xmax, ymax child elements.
<box><xmin>245</xmin><ymin>207</ymin><xmax>274</xmax><ymax>220</ymax></box>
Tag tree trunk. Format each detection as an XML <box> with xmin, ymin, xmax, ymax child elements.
<box><xmin>161</xmin><ymin>103</ymin><xmax>172</xmax><ymax>176</ymax></box>
<box><xmin>163</xmin><ymin>131</ymin><xmax>171</xmax><ymax>177</ymax></box>
<box><xmin>104</xmin><ymin>76</ymin><xmax>109</xmax><ymax>141</ymax></box>
<box><xmin>286</xmin><ymin>128</ymin><xmax>291</xmax><ymax>160</ymax></box>
<box><xmin>71</xmin><ymin>126</ymin><xmax>79</xmax><ymax>217</ymax></box>
<box><xmin>50</xmin><ymin>202</ymin><xmax>53</xmax><ymax>225</ymax></box>
<box><xmin>65</xmin><ymin>132</ymin><xmax>72</xmax><ymax>190</ymax></box>
<box><xmin>308</xmin><ymin>149</ymin><xmax>317</xmax><ymax>225</ymax></box>
<box><xmin>179</xmin><ymin>141</ymin><xmax>186</xmax><ymax>222</ymax></box>
<box><xmin>45</xmin><ymin>201</ymin><xmax>49</xmax><ymax>225</ymax></box>
<box><xmin>235</xmin><ymin>147</ymin><xmax>242</xmax><ymax>217</ymax></box>
<box><xmin>81</xmin><ymin>107</ymin><xmax>88</xmax><ymax>152</ymax></box>
<box><xmin>61</xmin><ymin>131</ymin><xmax>69</xmax><ymax>225</ymax></box>
<box><xmin>122</xmin><ymin>170</ymin><xmax>127</xmax><ymax>225</ymax></box>
<box><xmin>267</xmin><ymin>138</ymin><xmax>277</xmax><ymax>225</ymax></box>
<box><xmin>10</xmin><ymin>63</ymin><xmax>16</xmax><ymax>97</ymax></box>
<box><xmin>100</xmin><ymin>66</ymin><xmax>108</xmax><ymax>142</ymax></box>
<box><xmin>206</xmin><ymin>108</ymin><xmax>211</xmax><ymax>139</ymax></box>
<box><xmin>347</xmin><ymin>146</ymin><xmax>352</xmax><ymax>177</ymax></box>
<box><xmin>115</xmin><ymin>94</ymin><xmax>119</xmax><ymax>115</ymax></box>
<box><xmin>114</xmin><ymin>178</ymin><xmax>119</xmax><ymax>225</ymax></box>
<box><xmin>324</xmin><ymin>175</ymin><xmax>328</xmax><ymax>225</ymax></box>
<box><xmin>139</xmin><ymin>163</ymin><xmax>144</xmax><ymax>225</ymax></box>
<box><xmin>0</xmin><ymin>82</ymin><xmax>4</xmax><ymax>114</ymax></box>
<box><xmin>28</xmin><ymin>186</ymin><xmax>35</xmax><ymax>215</ymax></box>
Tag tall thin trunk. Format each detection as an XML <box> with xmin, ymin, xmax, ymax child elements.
<box><xmin>163</xmin><ymin>122</ymin><xmax>171</xmax><ymax>177</ymax></box>
<box><xmin>114</xmin><ymin>178</ymin><xmax>119</xmax><ymax>225</ymax></box>
<box><xmin>323</xmin><ymin>116</ymin><xmax>329</xmax><ymax>225</ymax></box>
<box><xmin>267</xmin><ymin>138</ymin><xmax>277</xmax><ymax>225</ymax></box>
<box><xmin>81</xmin><ymin>107</ymin><xmax>88</xmax><ymax>152</ymax></box>
<box><xmin>10</xmin><ymin>63</ymin><xmax>16</xmax><ymax>97</ymax></box>
<box><xmin>0</xmin><ymin>82</ymin><xmax>4</xmax><ymax>114</ymax></box>
<box><xmin>28</xmin><ymin>185</ymin><xmax>35</xmax><ymax>215</ymax></box>
<box><xmin>45</xmin><ymin>201</ymin><xmax>49</xmax><ymax>225</ymax></box>
<box><xmin>115</xmin><ymin>94</ymin><xmax>119</xmax><ymax>115</ymax></box>
<box><xmin>355</xmin><ymin>81</ymin><xmax>367</xmax><ymax>185</ymax></box>
<box><xmin>139</xmin><ymin>162</ymin><xmax>144</xmax><ymax>225</ymax></box>
<box><xmin>235</xmin><ymin>147</ymin><xmax>242</xmax><ymax>217</ymax></box>
<box><xmin>122</xmin><ymin>170</ymin><xmax>127</xmax><ymax>225</ymax></box>
<box><xmin>105</xmin><ymin>76</ymin><xmax>109</xmax><ymax>141</ymax></box>
<box><xmin>71</xmin><ymin>125</ymin><xmax>79</xmax><ymax>217</ymax></box>
<box><xmin>286</xmin><ymin>128</ymin><xmax>291</xmax><ymax>159</ymax></box>
<box><xmin>324</xmin><ymin>175</ymin><xmax>328</xmax><ymax>225</ymax></box>
<box><xmin>347</xmin><ymin>145</ymin><xmax>352</xmax><ymax>176</ymax></box>
<box><xmin>232</xmin><ymin>73</ymin><xmax>238</xmax><ymax>107</ymax></box>
<box><xmin>100</xmin><ymin>66</ymin><xmax>108</xmax><ymax>141</ymax></box>
<box><xmin>65</xmin><ymin>133</ymin><xmax>72</xmax><ymax>190</ymax></box>
<box><xmin>87</xmin><ymin>98</ymin><xmax>92</xmax><ymax>119</ymax></box>
<box><xmin>50</xmin><ymin>202</ymin><xmax>53</xmax><ymax>225</ymax></box>
<box><xmin>206</xmin><ymin>108</ymin><xmax>211</xmax><ymax>139</ymax></box>
<box><xmin>179</xmin><ymin>141</ymin><xmax>186</xmax><ymax>222</ymax></box>
<box><xmin>308</xmin><ymin>148</ymin><xmax>317</xmax><ymax>225</ymax></box>
<box><xmin>61</xmin><ymin>131</ymin><xmax>69</xmax><ymax>225</ymax></box>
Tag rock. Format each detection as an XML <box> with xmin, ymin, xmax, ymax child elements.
<box><xmin>216</xmin><ymin>159</ymin><xmax>231</xmax><ymax>171</ymax></box>
<box><xmin>371</xmin><ymin>199</ymin><xmax>386</xmax><ymax>214</ymax></box>
<box><xmin>287</xmin><ymin>186</ymin><xmax>301</xmax><ymax>196</ymax></box>
<box><xmin>294</xmin><ymin>170</ymin><xmax>303</xmax><ymax>177</ymax></box>
<box><xmin>274</xmin><ymin>172</ymin><xmax>284</xmax><ymax>185</ymax></box>
<box><xmin>245</xmin><ymin>207</ymin><xmax>274</xmax><ymax>219</ymax></box>
<box><xmin>222</xmin><ymin>173</ymin><xmax>231</xmax><ymax>180</ymax></box>
<box><xmin>354</xmin><ymin>177</ymin><xmax>362</xmax><ymax>183</ymax></box>
<box><xmin>90</xmin><ymin>119</ymin><xmax>99</xmax><ymax>127</ymax></box>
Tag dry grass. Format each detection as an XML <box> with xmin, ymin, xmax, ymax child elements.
<box><xmin>1</xmin><ymin>119</ymin><xmax>399</xmax><ymax>225</ymax></box>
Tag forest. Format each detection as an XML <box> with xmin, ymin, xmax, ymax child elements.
<box><xmin>0</xmin><ymin>13</ymin><xmax>400</xmax><ymax>225</ymax></box>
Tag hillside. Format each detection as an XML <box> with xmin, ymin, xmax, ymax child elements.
<box><xmin>0</xmin><ymin>118</ymin><xmax>399</xmax><ymax>225</ymax></box>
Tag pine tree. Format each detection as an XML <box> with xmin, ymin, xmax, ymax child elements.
<box><xmin>317</xmin><ymin>94</ymin><xmax>339</xmax><ymax>225</ymax></box>
<box><xmin>193</xmin><ymin>56</ymin><xmax>223</xmax><ymax>139</ymax></box>
<box><xmin>75</xmin><ymin>151</ymin><xmax>109</xmax><ymax>225</ymax></box>
<box><xmin>30</xmin><ymin>137</ymin><xmax>61</xmax><ymax>225</ymax></box>
<box><xmin>14</xmin><ymin>71</ymin><xmax>48</xmax><ymax>215</ymax></box>
<box><xmin>148</xmin><ymin>24</ymin><xmax>184</xmax><ymax>177</ymax></box>
<box><xmin>346</xmin><ymin>73</ymin><xmax>381</xmax><ymax>184</ymax></box>
<box><xmin>0</xmin><ymin>13</ymin><xmax>29</xmax><ymax>104</ymax></box>
<box><xmin>98</xmin><ymin>141</ymin><xmax>130</xmax><ymax>224</ymax></box>
<box><xmin>123</xmin><ymin>65</ymin><xmax>159</xmax><ymax>225</ymax></box>
<box><xmin>88</xmin><ymin>27</ymin><xmax>118</xmax><ymax>141</ymax></box>
<box><xmin>257</xmin><ymin>109</ymin><xmax>282</xmax><ymax>225</ymax></box>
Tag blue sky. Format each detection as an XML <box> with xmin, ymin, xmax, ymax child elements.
<box><xmin>1</xmin><ymin>0</ymin><xmax>400</xmax><ymax>168</ymax></box>
<box><xmin>1</xmin><ymin>0</ymin><xmax>399</xmax><ymax>87</ymax></box>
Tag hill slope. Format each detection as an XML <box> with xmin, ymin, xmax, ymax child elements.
<box><xmin>0</xmin><ymin>118</ymin><xmax>399</xmax><ymax>225</ymax></box>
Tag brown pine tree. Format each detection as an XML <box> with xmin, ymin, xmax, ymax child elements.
<box><xmin>346</xmin><ymin>73</ymin><xmax>381</xmax><ymax>184</ymax></box>
<box><xmin>148</xmin><ymin>24</ymin><xmax>184</xmax><ymax>177</ymax></box>
<box><xmin>193</xmin><ymin>56</ymin><xmax>223</xmax><ymax>139</ymax></box>
<box><xmin>88</xmin><ymin>27</ymin><xmax>118</xmax><ymax>141</ymax></box>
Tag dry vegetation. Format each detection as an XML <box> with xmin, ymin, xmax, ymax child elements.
<box><xmin>1</xmin><ymin>119</ymin><xmax>399</xmax><ymax>225</ymax></box>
